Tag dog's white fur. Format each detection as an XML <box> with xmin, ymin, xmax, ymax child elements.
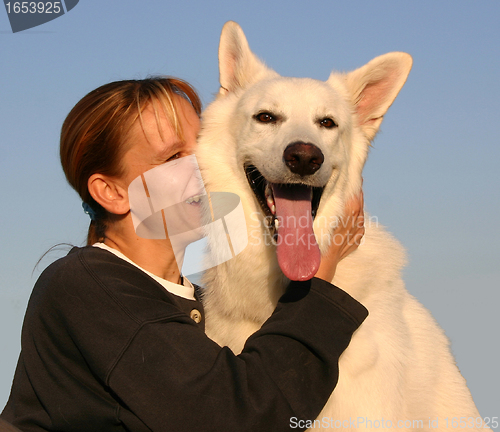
<box><xmin>196</xmin><ymin>21</ymin><xmax>488</xmax><ymax>430</ymax></box>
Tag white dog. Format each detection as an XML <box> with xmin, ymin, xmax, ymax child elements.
<box><xmin>196</xmin><ymin>21</ymin><xmax>489</xmax><ymax>431</ymax></box>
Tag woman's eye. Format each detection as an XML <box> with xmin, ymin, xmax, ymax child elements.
<box><xmin>167</xmin><ymin>153</ymin><xmax>180</xmax><ymax>161</ymax></box>
<box><xmin>254</xmin><ymin>112</ymin><xmax>277</xmax><ymax>123</ymax></box>
<box><xmin>319</xmin><ymin>118</ymin><xmax>337</xmax><ymax>129</ymax></box>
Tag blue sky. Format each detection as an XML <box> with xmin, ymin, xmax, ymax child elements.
<box><xmin>1</xmin><ymin>0</ymin><xmax>499</xmax><ymax>420</ymax></box>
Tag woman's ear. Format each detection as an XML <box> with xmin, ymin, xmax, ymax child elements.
<box><xmin>88</xmin><ymin>174</ymin><xmax>130</xmax><ymax>215</ymax></box>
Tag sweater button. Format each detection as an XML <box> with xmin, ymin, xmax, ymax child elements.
<box><xmin>190</xmin><ymin>309</ymin><xmax>202</xmax><ymax>323</ymax></box>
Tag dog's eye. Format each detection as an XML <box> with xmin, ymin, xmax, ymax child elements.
<box><xmin>319</xmin><ymin>118</ymin><xmax>337</xmax><ymax>129</ymax></box>
<box><xmin>254</xmin><ymin>112</ymin><xmax>277</xmax><ymax>123</ymax></box>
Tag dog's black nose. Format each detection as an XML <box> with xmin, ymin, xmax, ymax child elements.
<box><xmin>283</xmin><ymin>142</ymin><xmax>324</xmax><ymax>176</ymax></box>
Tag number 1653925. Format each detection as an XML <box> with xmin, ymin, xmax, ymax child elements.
<box><xmin>5</xmin><ymin>2</ymin><xmax>62</xmax><ymax>14</ymax></box>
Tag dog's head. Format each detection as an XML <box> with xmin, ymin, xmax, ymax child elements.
<box><xmin>199</xmin><ymin>21</ymin><xmax>412</xmax><ymax>281</ymax></box>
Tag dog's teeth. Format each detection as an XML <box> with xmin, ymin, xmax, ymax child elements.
<box><xmin>274</xmin><ymin>218</ymin><xmax>279</xmax><ymax>229</ymax></box>
<box><xmin>265</xmin><ymin>183</ymin><xmax>276</xmax><ymax>213</ymax></box>
<box><xmin>265</xmin><ymin>183</ymin><xmax>272</xmax><ymax>198</ymax></box>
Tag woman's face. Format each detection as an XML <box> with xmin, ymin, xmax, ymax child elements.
<box><xmin>120</xmin><ymin>96</ymin><xmax>200</xmax><ymax>187</ymax></box>
<box><xmin>120</xmin><ymin>96</ymin><xmax>206</xmax><ymax>241</ymax></box>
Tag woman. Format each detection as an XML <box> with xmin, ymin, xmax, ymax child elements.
<box><xmin>1</xmin><ymin>78</ymin><xmax>367</xmax><ymax>432</ymax></box>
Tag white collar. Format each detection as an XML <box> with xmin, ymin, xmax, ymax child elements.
<box><xmin>92</xmin><ymin>243</ymin><xmax>195</xmax><ymax>301</ymax></box>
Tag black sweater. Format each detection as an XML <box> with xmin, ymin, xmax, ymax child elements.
<box><xmin>1</xmin><ymin>246</ymin><xmax>367</xmax><ymax>432</ymax></box>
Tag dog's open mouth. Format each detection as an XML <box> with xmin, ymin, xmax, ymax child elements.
<box><xmin>245</xmin><ymin>164</ymin><xmax>324</xmax><ymax>281</ymax></box>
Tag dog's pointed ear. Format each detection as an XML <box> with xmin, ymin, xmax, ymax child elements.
<box><xmin>218</xmin><ymin>21</ymin><xmax>274</xmax><ymax>95</ymax></box>
<box><xmin>341</xmin><ymin>52</ymin><xmax>412</xmax><ymax>141</ymax></box>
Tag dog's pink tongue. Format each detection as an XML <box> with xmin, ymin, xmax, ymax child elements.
<box><xmin>272</xmin><ymin>184</ymin><xmax>321</xmax><ymax>281</ymax></box>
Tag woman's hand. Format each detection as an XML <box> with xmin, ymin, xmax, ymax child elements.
<box><xmin>315</xmin><ymin>190</ymin><xmax>365</xmax><ymax>282</ymax></box>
